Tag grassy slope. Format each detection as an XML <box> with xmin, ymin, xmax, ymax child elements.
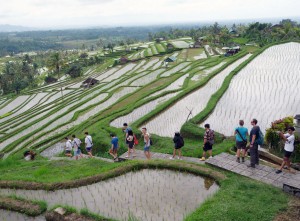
<box><xmin>185</xmin><ymin>172</ymin><xmax>289</xmax><ymax>221</ymax></box>
<box><xmin>0</xmin><ymin>157</ymin><xmax>120</xmax><ymax>183</ymax></box>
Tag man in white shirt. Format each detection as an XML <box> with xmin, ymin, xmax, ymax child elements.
<box><xmin>65</xmin><ymin>137</ymin><xmax>73</xmax><ymax>157</ymax></box>
<box><xmin>276</xmin><ymin>126</ymin><xmax>295</xmax><ymax>174</ymax></box>
<box><xmin>84</xmin><ymin>132</ymin><xmax>93</xmax><ymax>158</ymax></box>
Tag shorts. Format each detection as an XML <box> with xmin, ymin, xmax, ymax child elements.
<box><xmin>128</xmin><ymin>143</ymin><xmax>134</xmax><ymax>149</ymax></box>
<box><xmin>144</xmin><ymin>145</ymin><xmax>150</xmax><ymax>152</ymax></box>
<box><xmin>112</xmin><ymin>146</ymin><xmax>118</xmax><ymax>152</ymax></box>
<box><xmin>65</xmin><ymin>150</ymin><xmax>72</xmax><ymax>154</ymax></box>
<box><xmin>284</xmin><ymin>150</ymin><xmax>293</xmax><ymax>159</ymax></box>
<box><xmin>86</xmin><ymin>147</ymin><xmax>92</xmax><ymax>152</ymax></box>
<box><xmin>203</xmin><ymin>142</ymin><xmax>212</xmax><ymax>152</ymax></box>
<box><xmin>74</xmin><ymin>149</ymin><xmax>81</xmax><ymax>156</ymax></box>
<box><xmin>175</xmin><ymin>145</ymin><xmax>182</xmax><ymax>150</ymax></box>
<box><xmin>236</xmin><ymin>141</ymin><xmax>247</xmax><ymax>149</ymax></box>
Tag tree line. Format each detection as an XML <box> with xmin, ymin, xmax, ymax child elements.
<box><xmin>149</xmin><ymin>19</ymin><xmax>300</xmax><ymax>46</ymax></box>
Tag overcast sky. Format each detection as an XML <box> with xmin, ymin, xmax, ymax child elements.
<box><xmin>0</xmin><ymin>0</ymin><xmax>299</xmax><ymax>28</ymax></box>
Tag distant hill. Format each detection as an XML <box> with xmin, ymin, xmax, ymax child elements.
<box><xmin>0</xmin><ymin>24</ymin><xmax>35</xmax><ymax>32</ymax></box>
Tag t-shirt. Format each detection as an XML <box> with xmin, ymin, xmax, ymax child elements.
<box><xmin>111</xmin><ymin>137</ymin><xmax>119</xmax><ymax>149</ymax></box>
<box><xmin>65</xmin><ymin>140</ymin><xmax>72</xmax><ymax>151</ymax></box>
<box><xmin>125</xmin><ymin>127</ymin><xmax>132</xmax><ymax>134</ymax></box>
<box><xmin>284</xmin><ymin>133</ymin><xmax>295</xmax><ymax>152</ymax></box>
<box><xmin>249</xmin><ymin>126</ymin><xmax>260</xmax><ymax>143</ymax></box>
<box><xmin>72</xmin><ymin>138</ymin><xmax>81</xmax><ymax>151</ymax></box>
<box><xmin>204</xmin><ymin>129</ymin><xmax>214</xmax><ymax>141</ymax></box>
<box><xmin>85</xmin><ymin>135</ymin><xmax>93</xmax><ymax>148</ymax></box>
<box><xmin>235</xmin><ymin>127</ymin><xmax>248</xmax><ymax>142</ymax></box>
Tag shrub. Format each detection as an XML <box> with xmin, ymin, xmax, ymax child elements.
<box><xmin>265</xmin><ymin>116</ymin><xmax>294</xmax><ymax>149</ymax></box>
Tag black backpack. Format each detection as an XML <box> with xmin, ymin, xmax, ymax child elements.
<box><xmin>177</xmin><ymin>136</ymin><xmax>184</xmax><ymax>148</ymax></box>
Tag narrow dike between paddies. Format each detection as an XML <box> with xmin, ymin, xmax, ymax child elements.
<box><xmin>143</xmin><ymin>53</ymin><xmax>252</xmax><ymax>137</ymax></box>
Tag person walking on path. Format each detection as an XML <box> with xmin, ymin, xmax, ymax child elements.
<box><xmin>64</xmin><ymin>137</ymin><xmax>73</xmax><ymax>158</ymax></box>
<box><xmin>276</xmin><ymin>126</ymin><xmax>295</xmax><ymax>174</ymax></box>
<box><xmin>109</xmin><ymin>133</ymin><xmax>119</xmax><ymax>160</ymax></box>
<box><xmin>142</xmin><ymin>127</ymin><xmax>151</xmax><ymax>160</ymax></box>
<box><xmin>84</xmin><ymin>132</ymin><xmax>93</xmax><ymax>158</ymax></box>
<box><xmin>123</xmin><ymin>123</ymin><xmax>136</xmax><ymax>157</ymax></box>
<box><xmin>125</xmin><ymin>130</ymin><xmax>134</xmax><ymax>159</ymax></box>
<box><xmin>248</xmin><ymin>119</ymin><xmax>260</xmax><ymax>168</ymax></box>
<box><xmin>200</xmin><ymin>124</ymin><xmax>214</xmax><ymax>161</ymax></box>
<box><xmin>234</xmin><ymin>120</ymin><xmax>249</xmax><ymax>163</ymax></box>
<box><xmin>170</xmin><ymin>132</ymin><xmax>184</xmax><ymax>160</ymax></box>
<box><xmin>72</xmin><ymin>135</ymin><xmax>83</xmax><ymax>160</ymax></box>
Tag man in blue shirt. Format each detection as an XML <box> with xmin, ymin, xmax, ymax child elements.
<box><xmin>234</xmin><ymin>120</ymin><xmax>249</xmax><ymax>163</ymax></box>
<box><xmin>109</xmin><ymin>133</ymin><xmax>119</xmax><ymax>160</ymax></box>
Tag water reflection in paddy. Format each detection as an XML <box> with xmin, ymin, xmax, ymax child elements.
<box><xmin>0</xmin><ymin>169</ymin><xmax>219</xmax><ymax>221</ymax></box>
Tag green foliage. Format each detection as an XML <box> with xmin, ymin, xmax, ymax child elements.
<box><xmin>265</xmin><ymin>116</ymin><xmax>300</xmax><ymax>162</ymax></box>
<box><xmin>243</xmin><ymin>19</ymin><xmax>300</xmax><ymax>46</ymax></box>
<box><xmin>0</xmin><ymin>60</ymin><xmax>38</xmax><ymax>94</ymax></box>
<box><xmin>0</xmin><ymin>112</ymin><xmax>12</xmax><ymax>119</ymax></box>
<box><xmin>232</xmin><ymin>37</ymin><xmax>249</xmax><ymax>44</ymax></box>
<box><xmin>265</xmin><ymin>116</ymin><xmax>295</xmax><ymax>149</ymax></box>
<box><xmin>0</xmin><ymin>195</ymin><xmax>47</xmax><ymax>216</ymax></box>
<box><xmin>185</xmin><ymin>172</ymin><xmax>289</xmax><ymax>221</ymax></box>
<box><xmin>181</xmin><ymin>121</ymin><xmax>223</xmax><ymax>142</ymax></box>
<box><xmin>0</xmin><ymin>158</ymin><xmax>120</xmax><ymax>183</ymax></box>
<box><xmin>66</xmin><ymin>64</ymin><xmax>82</xmax><ymax>78</ymax></box>
<box><xmin>80</xmin><ymin>208</ymin><xmax>116</xmax><ymax>221</ymax></box>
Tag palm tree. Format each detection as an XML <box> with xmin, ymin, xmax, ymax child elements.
<box><xmin>48</xmin><ymin>52</ymin><xmax>65</xmax><ymax>99</ymax></box>
<box><xmin>48</xmin><ymin>52</ymin><xmax>64</xmax><ymax>79</ymax></box>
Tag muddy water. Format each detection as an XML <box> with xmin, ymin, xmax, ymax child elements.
<box><xmin>0</xmin><ymin>169</ymin><xmax>219</xmax><ymax>221</ymax></box>
<box><xmin>0</xmin><ymin>210</ymin><xmax>45</xmax><ymax>221</ymax></box>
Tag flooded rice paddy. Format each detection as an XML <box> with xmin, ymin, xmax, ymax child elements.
<box><xmin>0</xmin><ymin>169</ymin><xmax>219</xmax><ymax>221</ymax></box>
<box><xmin>145</xmin><ymin>54</ymin><xmax>252</xmax><ymax>137</ymax></box>
<box><xmin>0</xmin><ymin>210</ymin><xmax>45</xmax><ymax>221</ymax></box>
<box><xmin>201</xmin><ymin>42</ymin><xmax>300</xmax><ymax>135</ymax></box>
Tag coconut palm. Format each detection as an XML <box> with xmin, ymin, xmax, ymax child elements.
<box><xmin>48</xmin><ymin>52</ymin><xmax>64</xmax><ymax>79</ymax></box>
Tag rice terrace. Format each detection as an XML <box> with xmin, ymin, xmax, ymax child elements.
<box><xmin>0</xmin><ymin>1</ymin><xmax>300</xmax><ymax>221</ymax></box>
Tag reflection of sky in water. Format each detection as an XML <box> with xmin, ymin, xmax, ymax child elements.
<box><xmin>0</xmin><ymin>169</ymin><xmax>219</xmax><ymax>221</ymax></box>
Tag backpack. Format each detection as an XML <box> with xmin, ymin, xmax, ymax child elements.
<box><xmin>133</xmin><ymin>134</ymin><xmax>139</xmax><ymax>145</ymax></box>
<box><xmin>150</xmin><ymin>138</ymin><xmax>153</xmax><ymax>146</ymax></box>
<box><xmin>256</xmin><ymin>129</ymin><xmax>264</xmax><ymax>145</ymax></box>
<box><xmin>177</xmin><ymin>136</ymin><xmax>184</xmax><ymax>148</ymax></box>
<box><xmin>208</xmin><ymin>130</ymin><xmax>215</xmax><ymax>145</ymax></box>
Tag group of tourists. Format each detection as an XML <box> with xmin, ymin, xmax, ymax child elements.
<box><xmin>62</xmin><ymin>123</ymin><xmax>154</xmax><ymax>161</ymax></box>
<box><xmin>62</xmin><ymin>118</ymin><xmax>296</xmax><ymax>174</ymax></box>
<box><xmin>232</xmin><ymin>118</ymin><xmax>295</xmax><ymax>173</ymax></box>
<box><xmin>64</xmin><ymin>132</ymin><xmax>93</xmax><ymax>159</ymax></box>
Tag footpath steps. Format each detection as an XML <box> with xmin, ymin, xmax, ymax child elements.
<box><xmin>206</xmin><ymin>152</ymin><xmax>300</xmax><ymax>194</ymax></box>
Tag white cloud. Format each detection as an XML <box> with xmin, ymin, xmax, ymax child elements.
<box><xmin>0</xmin><ymin>0</ymin><xmax>299</xmax><ymax>28</ymax></box>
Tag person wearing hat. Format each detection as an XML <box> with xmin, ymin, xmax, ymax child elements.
<box><xmin>276</xmin><ymin>126</ymin><xmax>296</xmax><ymax>174</ymax></box>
